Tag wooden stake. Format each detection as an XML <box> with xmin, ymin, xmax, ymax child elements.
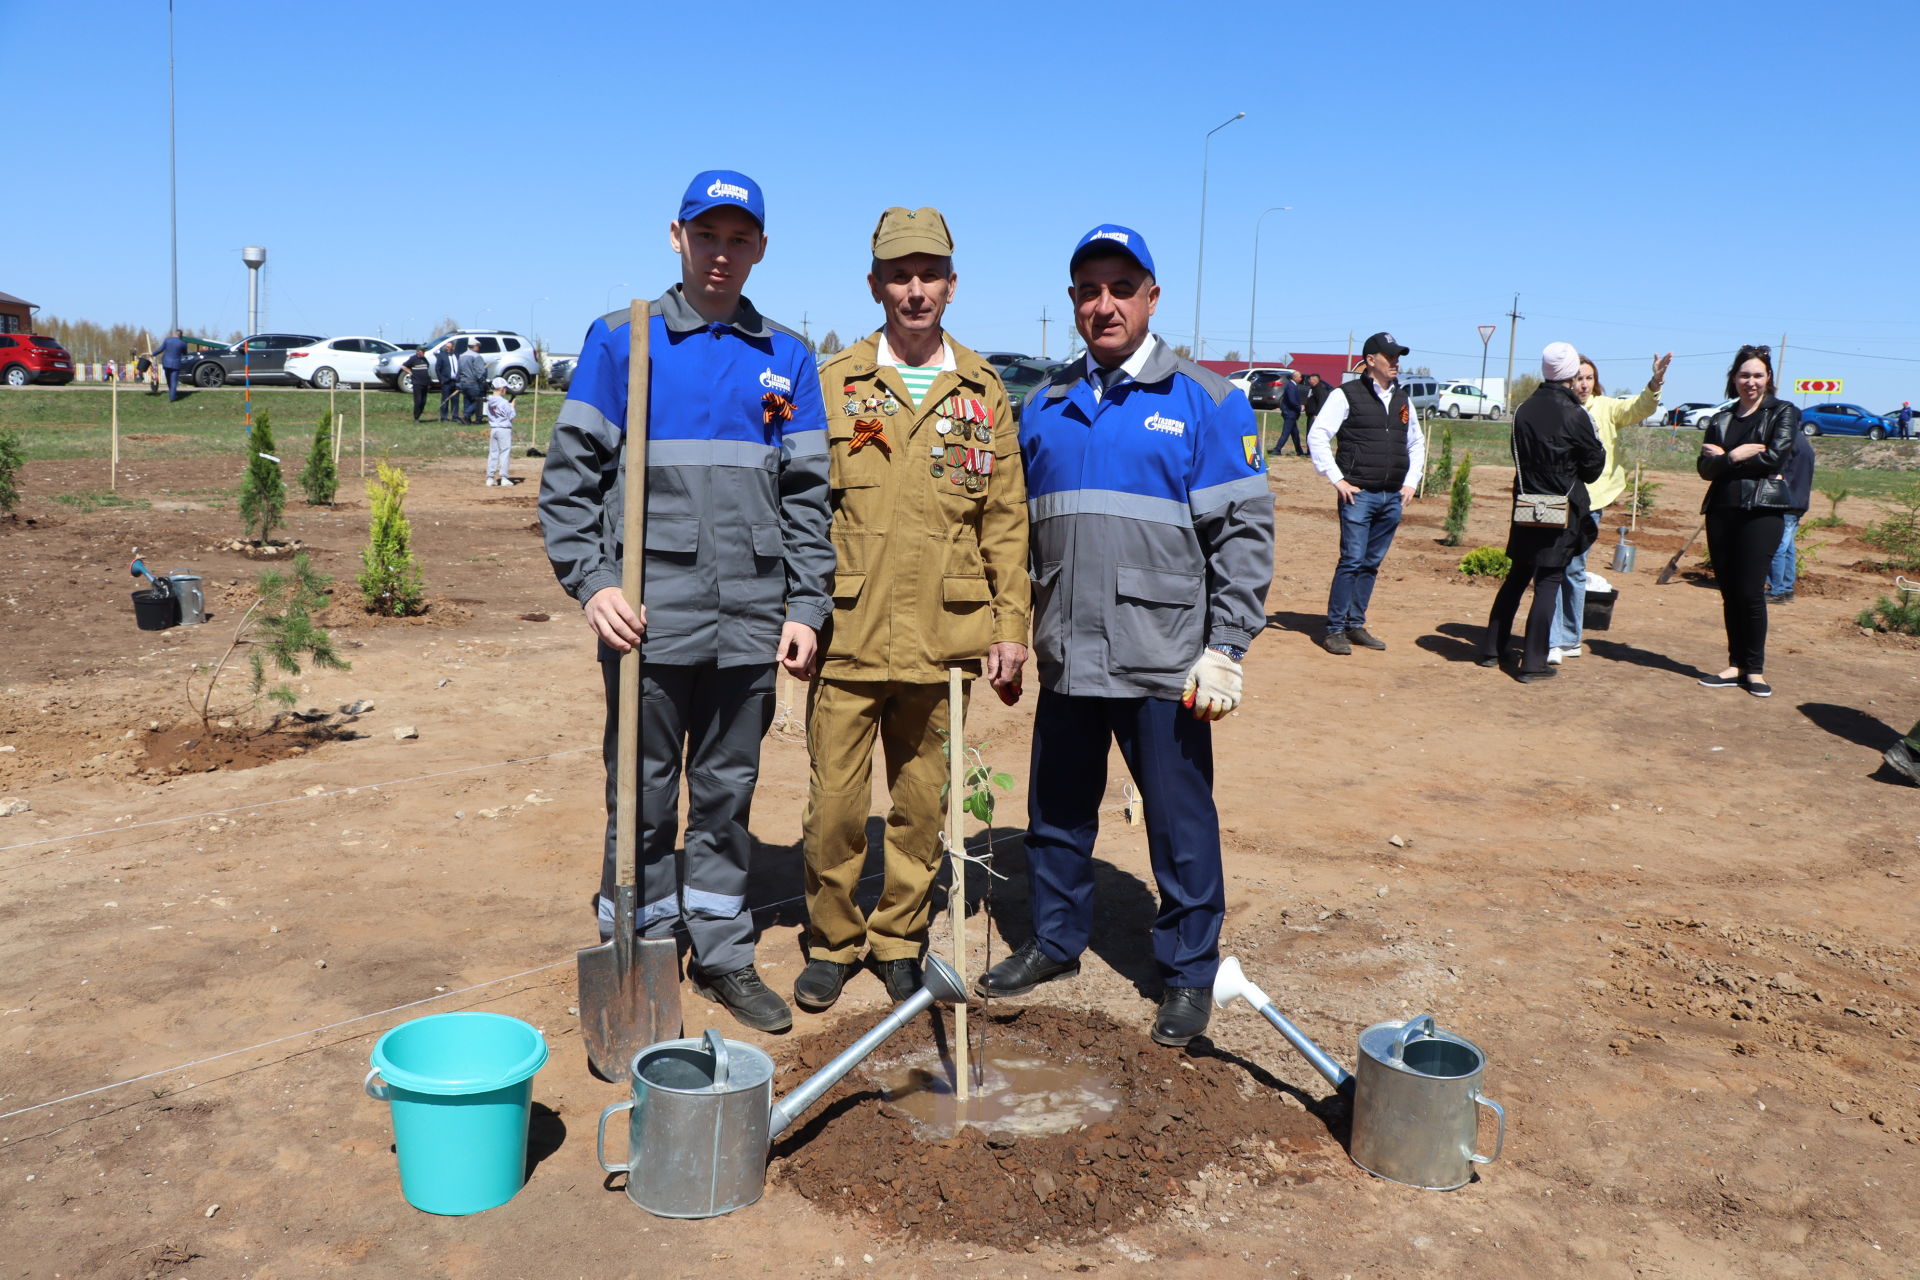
<box><xmin>109</xmin><ymin>373</ymin><xmax>119</xmax><ymax>489</ymax></box>
<box><xmin>1631</xmin><ymin>463</ymin><xmax>1642</xmax><ymax>533</ymax></box>
<box><xmin>946</xmin><ymin>666</ymin><xmax>969</xmax><ymax>1103</ymax></box>
<box><xmin>359</xmin><ymin>381</ymin><xmax>367</xmax><ymax>477</ymax></box>
<box><xmin>334</xmin><ymin>412</ymin><xmax>344</xmax><ymax>466</ymax></box>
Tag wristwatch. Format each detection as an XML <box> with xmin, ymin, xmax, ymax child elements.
<box><xmin>1213</xmin><ymin>645</ymin><xmax>1246</xmax><ymax>662</ymax></box>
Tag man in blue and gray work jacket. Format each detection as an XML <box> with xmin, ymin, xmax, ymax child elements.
<box><xmin>539</xmin><ymin>170</ymin><xmax>833</xmax><ymax>1034</ymax></box>
<box><xmin>975</xmin><ymin>224</ymin><xmax>1275</xmax><ymax>1047</ymax></box>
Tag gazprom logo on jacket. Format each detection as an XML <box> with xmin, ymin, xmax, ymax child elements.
<box><xmin>1143</xmin><ymin>412</ymin><xmax>1185</xmax><ymax>437</ymax></box>
<box><xmin>707</xmin><ymin>179</ymin><xmax>750</xmax><ymax>203</ymax></box>
<box><xmin>758</xmin><ymin>368</ymin><xmax>793</xmax><ymax>394</ymax></box>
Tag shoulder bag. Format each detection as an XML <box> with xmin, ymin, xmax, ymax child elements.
<box><xmin>1510</xmin><ymin>427</ymin><xmax>1569</xmax><ymax>528</ymax></box>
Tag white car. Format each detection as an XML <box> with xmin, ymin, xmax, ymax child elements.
<box><xmin>1684</xmin><ymin>400</ymin><xmax>1734</xmax><ymax>428</ymax></box>
<box><xmin>1436</xmin><ymin>380</ymin><xmax>1505</xmax><ymax>420</ymax></box>
<box><xmin>375</xmin><ymin>330</ymin><xmax>540</xmax><ymax>394</ymax></box>
<box><xmin>285</xmin><ymin>336</ymin><xmax>403</xmax><ymax>390</ymax></box>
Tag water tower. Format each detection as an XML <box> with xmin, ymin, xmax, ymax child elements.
<box><xmin>241</xmin><ymin>245</ymin><xmax>266</xmax><ymax>335</ymax></box>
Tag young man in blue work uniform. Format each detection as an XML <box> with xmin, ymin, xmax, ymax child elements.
<box><xmin>976</xmin><ymin>225</ymin><xmax>1275</xmax><ymax>1046</ymax></box>
<box><xmin>539</xmin><ymin>170</ymin><xmax>833</xmax><ymax>1033</ymax></box>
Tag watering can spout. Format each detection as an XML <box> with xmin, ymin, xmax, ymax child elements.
<box><xmin>766</xmin><ymin>954</ymin><xmax>967</xmax><ymax>1140</ymax></box>
<box><xmin>1212</xmin><ymin>955</ymin><xmax>1354</xmax><ymax>1093</ymax></box>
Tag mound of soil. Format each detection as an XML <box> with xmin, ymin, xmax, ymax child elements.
<box><xmin>139</xmin><ymin>721</ymin><xmax>360</xmax><ymax>777</ymax></box>
<box><xmin>772</xmin><ymin>1005</ymin><xmax>1332</xmax><ymax>1248</ymax></box>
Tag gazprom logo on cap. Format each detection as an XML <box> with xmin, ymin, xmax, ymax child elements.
<box><xmin>1143</xmin><ymin>412</ymin><xmax>1185</xmax><ymax>437</ymax></box>
<box><xmin>707</xmin><ymin>179</ymin><xmax>750</xmax><ymax>203</ymax></box>
<box><xmin>759</xmin><ymin>368</ymin><xmax>793</xmax><ymax>394</ymax></box>
<box><xmin>1091</xmin><ymin>230</ymin><xmax>1130</xmax><ymax>246</ymax></box>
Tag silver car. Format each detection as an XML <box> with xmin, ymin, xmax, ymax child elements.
<box><xmin>376</xmin><ymin>329</ymin><xmax>540</xmax><ymax>394</ymax></box>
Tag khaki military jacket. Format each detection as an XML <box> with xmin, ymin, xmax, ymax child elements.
<box><xmin>815</xmin><ymin>332</ymin><xmax>1030</xmax><ymax>682</ymax></box>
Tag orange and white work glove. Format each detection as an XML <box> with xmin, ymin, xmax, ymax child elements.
<box><xmin>1180</xmin><ymin>648</ymin><xmax>1244</xmax><ymax>721</ymax></box>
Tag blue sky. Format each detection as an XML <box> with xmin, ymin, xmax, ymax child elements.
<box><xmin>10</xmin><ymin>0</ymin><xmax>1917</xmax><ymax>409</ymax></box>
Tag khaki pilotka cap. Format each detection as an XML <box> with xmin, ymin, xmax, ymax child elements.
<box><xmin>871</xmin><ymin>206</ymin><xmax>953</xmax><ymax>259</ymax></box>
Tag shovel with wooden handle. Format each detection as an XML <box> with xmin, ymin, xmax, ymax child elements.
<box><xmin>1655</xmin><ymin>522</ymin><xmax>1705</xmax><ymax>586</ymax></box>
<box><xmin>578</xmin><ymin>299</ymin><xmax>682</xmax><ymax>1081</ymax></box>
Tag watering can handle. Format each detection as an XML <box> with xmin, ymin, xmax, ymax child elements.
<box><xmin>362</xmin><ymin>1068</ymin><xmax>388</xmax><ymax>1102</ymax></box>
<box><xmin>1390</xmin><ymin>1014</ymin><xmax>1437</xmax><ymax>1061</ymax></box>
<box><xmin>596</xmin><ymin>1099</ymin><xmax>634</xmax><ymax>1174</ymax></box>
<box><xmin>705</xmin><ymin>1027</ymin><xmax>729</xmax><ymax>1090</ymax></box>
<box><xmin>1468</xmin><ymin>1091</ymin><xmax>1505</xmax><ymax>1164</ymax></box>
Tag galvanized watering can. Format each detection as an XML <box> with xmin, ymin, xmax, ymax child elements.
<box><xmin>1213</xmin><ymin>956</ymin><xmax>1504</xmax><ymax>1191</ymax></box>
<box><xmin>597</xmin><ymin>954</ymin><xmax>968</xmax><ymax>1218</ymax></box>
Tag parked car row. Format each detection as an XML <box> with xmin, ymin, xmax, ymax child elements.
<box><xmin>375</xmin><ymin>330</ymin><xmax>540</xmax><ymax>394</ymax></box>
<box><xmin>165</xmin><ymin>329</ymin><xmax>542</xmax><ymax>393</ymax></box>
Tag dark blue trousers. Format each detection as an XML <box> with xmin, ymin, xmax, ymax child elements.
<box><xmin>1025</xmin><ymin>688</ymin><xmax>1224</xmax><ymax>988</ymax></box>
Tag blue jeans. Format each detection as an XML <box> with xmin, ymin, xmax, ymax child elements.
<box><xmin>1768</xmin><ymin>513</ymin><xmax>1800</xmax><ymax>594</ymax></box>
<box><xmin>1326</xmin><ymin>489</ymin><xmax>1403</xmax><ymax>633</ymax></box>
<box><xmin>1550</xmin><ymin>508</ymin><xmax>1604</xmax><ymax>649</ymax></box>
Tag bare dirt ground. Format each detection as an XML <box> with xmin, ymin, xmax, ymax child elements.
<box><xmin>2</xmin><ymin>451</ymin><xmax>1915</xmax><ymax>1280</ymax></box>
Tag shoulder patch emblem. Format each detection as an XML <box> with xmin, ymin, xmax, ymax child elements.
<box><xmin>1243</xmin><ymin>434</ymin><xmax>1263</xmax><ymax>470</ymax></box>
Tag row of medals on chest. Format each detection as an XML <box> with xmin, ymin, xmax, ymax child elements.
<box><xmin>844</xmin><ymin>390</ymin><xmax>995</xmax><ymax>492</ymax></box>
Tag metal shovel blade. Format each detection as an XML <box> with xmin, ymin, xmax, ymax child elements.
<box><xmin>578</xmin><ymin>893</ymin><xmax>682</xmax><ymax>1080</ymax></box>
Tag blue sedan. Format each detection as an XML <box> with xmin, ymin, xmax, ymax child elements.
<box><xmin>1800</xmin><ymin>403</ymin><xmax>1890</xmax><ymax>439</ymax></box>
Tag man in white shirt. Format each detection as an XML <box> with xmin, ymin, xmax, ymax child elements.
<box><xmin>1307</xmin><ymin>332</ymin><xmax>1425</xmax><ymax>655</ymax></box>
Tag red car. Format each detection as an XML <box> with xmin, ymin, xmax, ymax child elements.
<box><xmin>0</xmin><ymin>333</ymin><xmax>74</xmax><ymax>386</ymax></box>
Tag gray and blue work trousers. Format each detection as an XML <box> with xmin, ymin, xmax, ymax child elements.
<box><xmin>597</xmin><ymin>660</ymin><xmax>775</xmax><ymax>977</ymax></box>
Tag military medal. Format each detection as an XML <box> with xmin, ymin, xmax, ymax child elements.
<box><xmin>950</xmin><ymin>469</ymin><xmax>966</xmax><ymax>485</ymax></box>
<box><xmin>936</xmin><ymin>417</ymin><xmax>952</xmax><ymax>435</ymax></box>
<box><xmin>842</xmin><ymin>399</ymin><xmax>859</xmax><ymax>416</ymax></box>
<box><xmin>967</xmin><ymin>473</ymin><xmax>982</xmax><ymax>492</ymax></box>
<box><xmin>975</xmin><ymin>424</ymin><xmax>992</xmax><ymax>444</ymax></box>
<box><xmin>931</xmin><ymin>462</ymin><xmax>945</xmax><ymax>477</ymax></box>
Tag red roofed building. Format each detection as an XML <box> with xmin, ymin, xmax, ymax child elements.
<box><xmin>0</xmin><ymin>291</ymin><xmax>35</xmax><ymax>335</ymax></box>
<box><xmin>1200</xmin><ymin>353</ymin><xmax>1360</xmax><ymax>384</ymax></box>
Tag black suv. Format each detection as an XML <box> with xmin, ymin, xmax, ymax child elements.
<box><xmin>186</xmin><ymin>333</ymin><xmax>326</xmax><ymax>388</ymax></box>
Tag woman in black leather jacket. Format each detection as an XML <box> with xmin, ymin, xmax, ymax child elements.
<box><xmin>1695</xmin><ymin>344</ymin><xmax>1801</xmax><ymax>698</ymax></box>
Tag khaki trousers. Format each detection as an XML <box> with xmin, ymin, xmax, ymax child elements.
<box><xmin>802</xmin><ymin>678</ymin><xmax>966</xmax><ymax>963</ymax></box>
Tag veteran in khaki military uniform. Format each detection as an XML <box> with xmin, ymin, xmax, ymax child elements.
<box><xmin>796</xmin><ymin>207</ymin><xmax>1031</xmax><ymax>1012</ymax></box>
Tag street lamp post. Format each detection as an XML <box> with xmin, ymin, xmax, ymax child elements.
<box><xmin>1246</xmin><ymin>206</ymin><xmax>1292</xmax><ymax>373</ymax></box>
<box><xmin>1192</xmin><ymin>111</ymin><xmax>1245</xmax><ymax>361</ymax></box>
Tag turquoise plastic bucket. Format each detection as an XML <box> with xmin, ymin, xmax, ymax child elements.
<box><xmin>366</xmin><ymin>1012</ymin><xmax>549</xmax><ymax>1215</ymax></box>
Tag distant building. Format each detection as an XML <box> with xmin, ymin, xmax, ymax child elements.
<box><xmin>0</xmin><ymin>291</ymin><xmax>35</xmax><ymax>335</ymax></box>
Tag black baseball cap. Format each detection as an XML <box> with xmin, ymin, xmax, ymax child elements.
<box><xmin>1362</xmin><ymin>332</ymin><xmax>1409</xmax><ymax>357</ymax></box>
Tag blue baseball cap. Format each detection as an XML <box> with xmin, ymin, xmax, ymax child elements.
<box><xmin>1069</xmin><ymin>224</ymin><xmax>1155</xmax><ymax>279</ymax></box>
<box><xmin>678</xmin><ymin>170</ymin><xmax>765</xmax><ymax>229</ymax></box>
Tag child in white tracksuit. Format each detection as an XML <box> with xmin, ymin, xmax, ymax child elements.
<box><xmin>483</xmin><ymin>378</ymin><xmax>517</xmax><ymax>485</ymax></box>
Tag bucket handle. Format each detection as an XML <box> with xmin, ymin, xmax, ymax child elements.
<box><xmin>1390</xmin><ymin>1014</ymin><xmax>1437</xmax><ymax>1062</ymax></box>
<box><xmin>363</xmin><ymin>1068</ymin><xmax>389</xmax><ymax>1102</ymax></box>
<box><xmin>1468</xmin><ymin>1091</ymin><xmax>1505</xmax><ymax>1165</ymax></box>
<box><xmin>596</xmin><ymin>1099</ymin><xmax>634</xmax><ymax>1174</ymax></box>
<box><xmin>704</xmin><ymin>1028</ymin><xmax>729</xmax><ymax>1090</ymax></box>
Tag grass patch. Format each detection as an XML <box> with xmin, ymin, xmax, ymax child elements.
<box><xmin>51</xmin><ymin>490</ymin><xmax>151</xmax><ymax>513</ymax></box>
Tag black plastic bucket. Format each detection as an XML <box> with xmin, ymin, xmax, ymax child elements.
<box><xmin>132</xmin><ymin>589</ymin><xmax>178</xmax><ymax>631</ymax></box>
<box><xmin>1583</xmin><ymin>587</ymin><xmax>1618</xmax><ymax>632</ymax></box>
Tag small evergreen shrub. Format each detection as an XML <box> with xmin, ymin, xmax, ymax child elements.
<box><xmin>301</xmin><ymin>409</ymin><xmax>338</xmax><ymax>505</ymax></box>
<box><xmin>192</xmin><ymin>552</ymin><xmax>349</xmax><ymax>731</ymax></box>
<box><xmin>1857</xmin><ymin>593</ymin><xmax>1920</xmax><ymax>636</ymax></box>
<box><xmin>238</xmin><ymin>407</ymin><xmax>286</xmax><ymax>543</ymax></box>
<box><xmin>1459</xmin><ymin>546</ymin><xmax>1512</xmax><ymax>577</ymax></box>
<box><xmin>1425</xmin><ymin>422</ymin><xmax>1454</xmax><ymax>495</ymax></box>
<box><xmin>1442</xmin><ymin>454</ymin><xmax>1473</xmax><ymax>546</ymax></box>
<box><xmin>1807</xmin><ymin>486</ymin><xmax>1849</xmax><ymax>529</ymax></box>
<box><xmin>0</xmin><ymin>429</ymin><xmax>24</xmax><ymax>514</ymax></box>
<box><xmin>1627</xmin><ymin>476</ymin><xmax>1661</xmax><ymax>519</ymax></box>
<box><xmin>1860</xmin><ymin>480</ymin><xmax>1920</xmax><ymax>569</ymax></box>
<box><xmin>359</xmin><ymin>460</ymin><xmax>426</xmax><ymax>616</ymax></box>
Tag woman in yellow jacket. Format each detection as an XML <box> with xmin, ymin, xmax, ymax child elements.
<box><xmin>1549</xmin><ymin>351</ymin><xmax>1672</xmax><ymax>662</ymax></box>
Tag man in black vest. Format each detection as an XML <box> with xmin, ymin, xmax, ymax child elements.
<box><xmin>1307</xmin><ymin>332</ymin><xmax>1426</xmax><ymax>655</ymax></box>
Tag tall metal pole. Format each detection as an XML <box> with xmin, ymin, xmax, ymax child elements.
<box><xmin>167</xmin><ymin>0</ymin><xmax>178</xmax><ymax>334</ymax></box>
<box><xmin>1503</xmin><ymin>294</ymin><xmax>1523</xmax><ymax>412</ymax></box>
<box><xmin>1246</xmin><ymin>206</ymin><xmax>1291</xmax><ymax>372</ymax></box>
<box><xmin>1192</xmin><ymin>112</ymin><xmax>1245</xmax><ymax>360</ymax></box>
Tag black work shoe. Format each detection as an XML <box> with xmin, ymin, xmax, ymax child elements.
<box><xmin>1151</xmin><ymin>987</ymin><xmax>1212</xmax><ymax>1046</ymax></box>
<box><xmin>975</xmin><ymin>939</ymin><xmax>1080</xmax><ymax>998</ymax></box>
<box><xmin>1319</xmin><ymin>631</ymin><xmax>1353</xmax><ymax>656</ymax></box>
<box><xmin>1346</xmin><ymin>626</ymin><xmax>1387</xmax><ymax>650</ymax></box>
<box><xmin>1698</xmin><ymin>672</ymin><xmax>1742</xmax><ymax>689</ymax></box>
<box><xmin>1884</xmin><ymin>738</ymin><xmax>1920</xmax><ymax>786</ymax></box>
<box><xmin>1766</xmin><ymin>591</ymin><xmax>1794</xmax><ymax>604</ymax></box>
<box><xmin>1513</xmin><ymin>666</ymin><xmax>1557</xmax><ymax>684</ymax></box>
<box><xmin>695</xmin><ymin>964</ymin><xmax>793</xmax><ymax>1033</ymax></box>
<box><xmin>877</xmin><ymin>957</ymin><xmax>923</xmax><ymax>1004</ymax></box>
<box><xmin>792</xmin><ymin>959</ymin><xmax>854</xmax><ymax>1012</ymax></box>
<box><xmin>1741</xmin><ymin>677</ymin><xmax>1773</xmax><ymax>698</ymax></box>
